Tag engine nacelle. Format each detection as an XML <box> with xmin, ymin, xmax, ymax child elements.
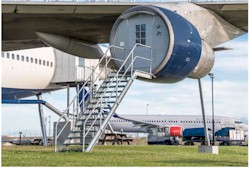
<box><xmin>110</xmin><ymin>5</ymin><xmax>212</xmax><ymax>83</ymax></box>
<box><xmin>188</xmin><ymin>41</ymin><xmax>215</xmax><ymax>79</ymax></box>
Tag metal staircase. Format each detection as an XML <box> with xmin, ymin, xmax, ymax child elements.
<box><xmin>54</xmin><ymin>43</ymin><xmax>153</xmax><ymax>152</ymax></box>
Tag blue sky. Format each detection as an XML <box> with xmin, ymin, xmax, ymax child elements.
<box><xmin>1</xmin><ymin>34</ymin><xmax>248</xmax><ymax>136</ymax></box>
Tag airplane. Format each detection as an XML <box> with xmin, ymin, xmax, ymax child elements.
<box><xmin>1</xmin><ymin>0</ymin><xmax>248</xmax><ymax>152</ymax></box>
<box><xmin>109</xmin><ymin>114</ymin><xmax>248</xmax><ymax>133</ymax></box>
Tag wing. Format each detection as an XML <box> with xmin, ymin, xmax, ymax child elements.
<box><xmin>2</xmin><ymin>1</ymin><xmax>247</xmax><ymax>52</ymax></box>
<box><xmin>113</xmin><ymin>114</ymin><xmax>162</xmax><ymax>129</ymax></box>
<box><xmin>198</xmin><ymin>2</ymin><xmax>248</xmax><ymax>32</ymax></box>
<box><xmin>2</xmin><ymin>3</ymin><xmax>132</xmax><ymax>51</ymax></box>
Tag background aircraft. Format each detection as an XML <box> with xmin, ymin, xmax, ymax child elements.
<box><xmin>110</xmin><ymin>114</ymin><xmax>248</xmax><ymax>133</ymax></box>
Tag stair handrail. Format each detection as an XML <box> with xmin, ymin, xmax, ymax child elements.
<box><xmin>82</xmin><ymin>54</ymin><xmax>153</xmax><ymax>138</ymax></box>
<box><xmin>72</xmin><ymin>43</ymin><xmax>150</xmax><ymax>120</ymax></box>
<box><xmin>82</xmin><ymin>43</ymin><xmax>152</xmax><ymax>150</ymax></box>
<box><xmin>54</xmin><ymin>45</ymin><xmax>124</xmax><ymax>152</ymax></box>
<box><xmin>83</xmin><ymin>45</ymin><xmax>153</xmax><ymax>151</ymax></box>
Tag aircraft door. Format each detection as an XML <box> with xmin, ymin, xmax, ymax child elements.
<box><xmin>127</xmin><ymin>14</ymin><xmax>153</xmax><ymax>73</ymax></box>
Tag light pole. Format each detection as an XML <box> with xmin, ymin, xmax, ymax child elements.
<box><xmin>48</xmin><ymin>115</ymin><xmax>51</xmax><ymax>137</ymax></box>
<box><xmin>19</xmin><ymin>132</ymin><xmax>23</xmax><ymax>145</ymax></box>
<box><xmin>208</xmin><ymin>73</ymin><xmax>215</xmax><ymax>145</ymax></box>
<box><xmin>146</xmin><ymin>104</ymin><xmax>149</xmax><ymax>115</ymax></box>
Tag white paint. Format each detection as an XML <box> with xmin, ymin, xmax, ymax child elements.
<box><xmin>120</xmin><ymin>42</ymin><xmax>124</xmax><ymax>46</ymax></box>
<box><xmin>1</xmin><ymin>47</ymin><xmax>55</xmax><ymax>89</ymax></box>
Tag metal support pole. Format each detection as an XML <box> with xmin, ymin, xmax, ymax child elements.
<box><xmin>76</xmin><ymin>84</ymin><xmax>79</xmax><ymax>117</ymax></box>
<box><xmin>48</xmin><ymin>115</ymin><xmax>51</xmax><ymax>137</ymax></box>
<box><xmin>212</xmin><ymin>76</ymin><xmax>215</xmax><ymax>145</ymax></box>
<box><xmin>67</xmin><ymin>84</ymin><xmax>70</xmax><ymax>117</ymax></box>
<box><xmin>209</xmin><ymin>73</ymin><xmax>215</xmax><ymax>145</ymax></box>
<box><xmin>82</xmin><ymin>85</ymin><xmax>85</xmax><ymax>113</ymax></box>
<box><xmin>37</xmin><ymin>94</ymin><xmax>48</xmax><ymax>146</ymax></box>
<box><xmin>198</xmin><ymin>79</ymin><xmax>210</xmax><ymax>146</ymax></box>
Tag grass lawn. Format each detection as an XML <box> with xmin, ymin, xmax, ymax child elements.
<box><xmin>1</xmin><ymin>145</ymin><xmax>248</xmax><ymax>166</ymax></box>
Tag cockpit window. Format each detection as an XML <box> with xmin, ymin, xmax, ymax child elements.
<box><xmin>235</xmin><ymin>121</ymin><xmax>242</xmax><ymax>124</ymax></box>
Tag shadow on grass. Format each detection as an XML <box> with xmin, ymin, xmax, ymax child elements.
<box><xmin>155</xmin><ymin>159</ymin><xmax>248</xmax><ymax>167</ymax></box>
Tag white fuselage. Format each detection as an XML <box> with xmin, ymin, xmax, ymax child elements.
<box><xmin>110</xmin><ymin>115</ymin><xmax>248</xmax><ymax>133</ymax></box>
<box><xmin>1</xmin><ymin>47</ymin><xmax>56</xmax><ymax>90</ymax></box>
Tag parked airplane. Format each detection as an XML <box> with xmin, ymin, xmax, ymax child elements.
<box><xmin>110</xmin><ymin>114</ymin><xmax>248</xmax><ymax>133</ymax></box>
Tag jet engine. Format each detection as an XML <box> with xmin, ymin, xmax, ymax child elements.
<box><xmin>109</xmin><ymin>6</ymin><xmax>215</xmax><ymax>83</ymax></box>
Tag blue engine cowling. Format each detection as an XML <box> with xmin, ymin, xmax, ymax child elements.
<box><xmin>109</xmin><ymin>5</ymin><xmax>214</xmax><ymax>83</ymax></box>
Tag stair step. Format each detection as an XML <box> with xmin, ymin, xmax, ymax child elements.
<box><xmin>96</xmin><ymin>90</ymin><xmax>123</xmax><ymax>94</ymax></box>
<box><xmin>100</xmin><ymin>85</ymin><xmax>126</xmax><ymax>89</ymax></box>
<box><xmin>76</xmin><ymin>122</ymin><xmax>102</xmax><ymax>127</ymax></box>
<box><xmin>109</xmin><ymin>73</ymin><xmax>131</xmax><ymax>77</ymax></box>
<box><xmin>70</xmin><ymin>130</ymin><xmax>97</xmax><ymax>134</ymax></box>
<box><xmin>81</xmin><ymin>112</ymin><xmax>101</xmax><ymax>116</ymax></box>
<box><xmin>78</xmin><ymin>117</ymin><xmax>105</xmax><ymax>120</ymax></box>
<box><xmin>67</xmin><ymin>136</ymin><xmax>82</xmax><ymax>139</ymax></box>
<box><xmin>94</xmin><ymin>95</ymin><xmax>118</xmax><ymax>99</ymax></box>
<box><xmin>67</xmin><ymin>135</ymin><xmax>94</xmax><ymax>139</ymax></box>
<box><xmin>103</xmin><ymin>80</ymin><xmax>128</xmax><ymax>83</ymax></box>
<box><xmin>86</xmin><ymin>106</ymin><xmax>111</xmax><ymax>110</ymax></box>
<box><xmin>89</xmin><ymin>101</ymin><xmax>116</xmax><ymax>104</ymax></box>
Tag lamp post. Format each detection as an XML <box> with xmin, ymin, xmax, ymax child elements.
<box><xmin>146</xmin><ymin>104</ymin><xmax>149</xmax><ymax>115</ymax></box>
<box><xmin>19</xmin><ymin>132</ymin><xmax>23</xmax><ymax>145</ymax></box>
<box><xmin>208</xmin><ymin>73</ymin><xmax>215</xmax><ymax>145</ymax></box>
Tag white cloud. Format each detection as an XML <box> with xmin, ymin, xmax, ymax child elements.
<box><xmin>214</xmin><ymin>56</ymin><xmax>248</xmax><ymax>72</ymax></box>
<box><xmin>117</xmin><ymin>77</ymin><xmax>248</xmax><ymax>121</ymax></box>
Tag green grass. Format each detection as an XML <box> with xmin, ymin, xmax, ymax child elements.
<box><xmin>1</xmin><ymin>145</ymin><xmax>248</xmax><ymax>166</ymax></box>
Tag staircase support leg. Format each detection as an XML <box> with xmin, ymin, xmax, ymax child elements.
<box><xmin>198</xmin><ymin>79</ymin><xmax>210</xmax><ymax>146</ymax></box>
<box><xmin>37</xmin><ymin>94</ymin><xmax>48</xmax><ymax>146</ymax></box>
<box><xmin>67</xmin><ymin>84</ymin><xmax>70</xmax><ymax>117</ymax></box>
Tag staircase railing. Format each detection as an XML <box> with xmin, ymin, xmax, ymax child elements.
<box><xmin>55</xmin><ymin>43</ymin><xmax>153</xmax><ymax>152</ymax></box>
<box><xmin>82</xmin><ymin>43</ymin><xmax>152</xmax><ymax>151</ymax></box>
<box><xmin>54</xmin><ymin>45</ymin><xmax>124</xmax><ymax>152</ymax></box>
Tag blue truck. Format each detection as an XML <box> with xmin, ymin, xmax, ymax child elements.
<box><xmin>182</xmin><ymin>128</ymin><xmax>212</xmax><ymax>145</ymax></box>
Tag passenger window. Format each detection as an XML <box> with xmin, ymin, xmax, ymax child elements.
<box><xmin>35</xmin><ymin>58</ymin><xmax>37</xmax><ymax>64</ymax></box>
<box><xmin>47</xmin><ymin>61</ymin><xmax>49</xmax><ymax>67</ymax></box>
<box><xmin>21</xmin><ymin>56</ymin><xmax>24</xmax><ymax>61</ymax></box>
<box><xmin>26</xmin><ymin>56</ymin><xmax>29</xmax><ymax>62</ymax></box>
<box><xmin>43</xmin><ymin>60</ymin><xmax>45</xmax><ymax>66</ymax></box>
<box><xmin>39</xmin><ymin>59</ymin><xmax>41</xmax><ymax>65</ymax></box>
<box><xmin>12</xmin><ymin>54</ymin><xmax>15</xmax><ymax>60</ymax></box>
<box><xmin>30</xmin><ymin>58</ymin><xmax>33</xmax><ymax>63</ymax></box>
<box><xmin>17</xmin><ymin>55</ymin><xmax>20</xmax><ymax>60</ymax></box>
<box><xmin>7</xmin><ymin>53</ymin><xmax>10</xmax><ymax>58</ymax></box>
<box><xmin>50</xmin><ymin>62</ymin><xmax>53</xmax><ymax>67</ymax></box>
